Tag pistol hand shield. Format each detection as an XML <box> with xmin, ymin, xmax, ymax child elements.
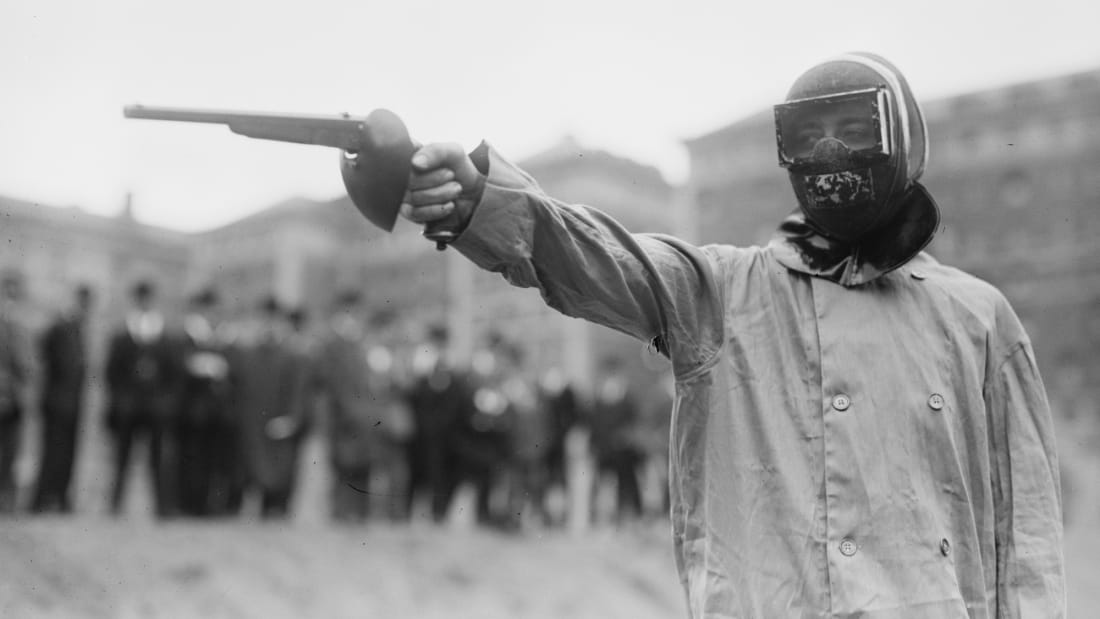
<box><xmin>340</xmin><ymin>108</ymin><xmax>415</xmax><ymax>232</ymax></box>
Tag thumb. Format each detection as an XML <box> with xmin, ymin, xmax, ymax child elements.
<box><xmin>411</xmin><ymin>143</ymin><xmax>481</xmax><ymax>191</ymax></box>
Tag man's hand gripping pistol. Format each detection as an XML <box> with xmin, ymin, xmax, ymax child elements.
<box><xmin>123</xmin><ymin>105</ymin><xmax>481</xmax><ymax>250</ymax></box>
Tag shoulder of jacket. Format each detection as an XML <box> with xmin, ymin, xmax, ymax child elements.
<box><xmin>906</xmin><ymin>252</ymin><xmax>1028</xmax><ymax>347</ymax></box>
<box><xmin>909</xmin><ymin>253</ymin><xmax>1007</xmax><ymax>306</ymax></box>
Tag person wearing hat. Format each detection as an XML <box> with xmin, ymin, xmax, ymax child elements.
<box><xmin>105</xmin><ymin>279</ymin><xmax>179</xmax><ymax>517</ymax></box>
<box><xmin>234</xmin><ymin>294</ymin><xmax>310</xmax><ymax>518</ymax></box>
<box><xmin>403</xmin><ymin>322</ymin><xmax>475</xmax><ymax>523</ymax></box>
<box><xmin>313</xmin><ymin>291</ymin><xmax>413</xmax><ymax>522</ymax></box>
<box><xmin>32</xmin><ymin>284</ymin><xmax>93</xmax><ymax>514</ymax></box>
<box><xmin>397</xmin><ymin>53</ymin><xmax>1064</xmax><ymax>616</ymax></box>
<box><xmin>0</xmin><ymin>270</ymin><xmax>33</xmax><ymax>513</ymax></box>
<box><xmin>174</xmin><ymin>287</ymin><xmax>233</xmax><ymax>516</ymax></box>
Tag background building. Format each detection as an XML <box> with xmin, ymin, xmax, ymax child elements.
<box><xmin>0</xmin><ymin>193</ymin><xmax>189</xmax><ymax>355</ymax></box>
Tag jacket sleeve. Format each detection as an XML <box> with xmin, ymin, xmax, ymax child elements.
<box><xmin>452</xmin><ymin>143</ymin><xmax>726</xmax><ymax>377</ymax></box>
<box><xmin>987</xmin><ymin>341</ymin><xmax>1066</xmax><ymax>617</ymax></box>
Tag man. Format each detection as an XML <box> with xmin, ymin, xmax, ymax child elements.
<box><xmin>404</xmin><ymin>323</ymin><xmax>474</xmax><ymax>522</ymax></box>
<box><xmin>535</xmin><ymin>366</ymin><xmax>581</xmax><ymax>528</ymax></box>
<box><xmin>0</xmin><ymin>270</ymin><xmax>33</xmax><ymax>513</ymax></box>
<box><xmin>447</xmin><ymin>333</ymin><xmax>517</xmax><ymax>528</ymax></box>
<box><xmin>587</xmin><ymin>355</ymin><xmax>645</xmax><ymax>525</ymax></box>
<box><xmin>105</xmin><ymin>280</ymin><xmax>179</xmax><ymax>517</ymax></box>
<box><xmin>235</xmin><ymin>295</ymin><xmax>310</xmax><ymax>519</ymax></box>
<box><xmin>314</xmin><ymin>292</ymin><xmax>411</xmax><ymax>522</ymax></box>
<box><xmin>471</xmin><ymin>333</ymin><xmax>546</xmax><ymax>531</ymax></box>
<box><xmin>32</xmin><ymin>284</ymin><xmax>93</xmax><ymax>514</ymax></box>
<box><xmin>399</xmin><ymin>53</ymin><xmax>1065</xmax><ymax>616</ymax></box>
<box><xmin>175</xmin><ymin>288</ymin><xmax>233</xmax><ymax>516</ymax></box>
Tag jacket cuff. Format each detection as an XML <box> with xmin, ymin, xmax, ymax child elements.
<box><xmin>451</xmin><ymin>143</ymin><xmax>540</xmax><ymax>271</ymax></box>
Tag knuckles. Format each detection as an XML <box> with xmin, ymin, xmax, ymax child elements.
<box><xmin>408</xmin><ymin>182</ymin><xmax>462</xmax><ymax>206</ymax></box>
<box><xmin>399</xmin><ymin>201</ymin><xmax>454</xmax><ymax>223</ymax></box>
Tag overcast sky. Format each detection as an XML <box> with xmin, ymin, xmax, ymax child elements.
<box><xmin>2</xmin><ymin>0</ymin><xmax>1097</xmax><ymax>232</ymax></box>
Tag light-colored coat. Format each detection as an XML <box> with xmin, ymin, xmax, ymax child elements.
<box><xmin>451</xmin><ymin>146</ymin><xmax>1065</xmax><ymax>618</ymax></box>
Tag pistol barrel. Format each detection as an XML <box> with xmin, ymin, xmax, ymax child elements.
<box><xmin>123</xmin><ymin>104</ymin><xmax>370</xmax><ymax>150</ymax></box>
<box><xmin>124</xmin><ymin>104</ymin><xmax>418</xmax><ymax>236</ymax></box>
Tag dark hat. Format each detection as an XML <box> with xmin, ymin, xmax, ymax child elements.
<box><xmin>484</xmin><ymin>330</ymin><xmax>523</xmax><ymax>363</ymax></box>
<box><xmin>258</xmin><ymin>294</ymin><xmax>281</xmax><ymax>315</ymax></box>
<box><xmin>0</xmin><ymin>268</ymin><xmax>24</xmax><ymax>299</ymax></box>
<box><xmin>598</xmin><ymin>354</ymin><xmax>625</xmax><ymax>372</ymax></box>
<box><xmin>131</xmin><ymin>280</ymin><xmax>155</xmax><ymax>300</ymax></box>
<box><xmin>368</xmin><ymin>307</ymin><xmax>397</xmax><ymax>328</ymax></box>
<box><xmin>75</xmin><ymin>284</ymin><xmax>94</xmax><ymax>307</ymax></box>
<box><xmin>484</xmin><ymin>329</ymin><xmax>507</xmax><ymax>349</ymax></box>
<box><xmin>287</xmin><ymin>307</ymin><xmax>308</xmax><ymax>328</ymax></box>
<box><xmin>189</xmin><ymin>287</ymin><xmax>219</xmax><ymax>308</ymax></box>
<box><xmin>425</xmin><ymin>322</ymin><xmax>449</xmax><ymax>344</ymax></box>
<box><xmin>1</xmin><ymin>268</ymin><xmax>23</xmax><ymax>288</ymax></box>
<box><xmin>333</xmin><ymin>288</ymin><xmax>363</xmax><ymax>308</ymax></box>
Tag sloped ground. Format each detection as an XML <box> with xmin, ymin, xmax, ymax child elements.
<box><xmin>0</xmin><ymin>517</ymin><xmax>684</xmax><ymax>619</ymax></box>
<box><xmin>3</xmin><ymin>517</ymin><xmax>1097</xmax><ymax>618</ymax></box>
<box><xmin>5</xmin><ymin>424</ymin><xmax>1097</xmax><ymax>618</ymax></box>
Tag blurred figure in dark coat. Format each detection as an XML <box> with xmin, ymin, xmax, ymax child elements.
<box><xmin>589</xmin><ymin>355</ymin><xmax>644</xmax><ymax>525</ymax></box>
<box><xmin>0</xmin><ymin>270</ymin><xmax>33</xmax><ymax>514</ymax></box>
<box><xmin>32</xmin><ymin>284</ymin><xmax>93</xmax><ymax>514</ymax></box>
<box><xmin>536</xmin><ymin>367</ymin><xmax>581</xmax><ymax>527</ymax></box>
<box><xmin>314</xmin><ymin>292</ymin><xmax>413</xmax><ymax>523</ymax></box>
<box><xmin>404</xmin><ymin>323</ymin><xmax>474</xmax><ymax>522</ymax></box>
<box><xmin>497</xmin><ymin>342</ymin><xmax>552</xmax><ymax>530</ymax></box>
<box><xmin>175</xmin><ymin>288</ymin><xmax>233</xmax><ymax>517</ymax></box>
<box><xmin>452</xmin><ymin>332</ymin><xmax>517</xmax><ymax>528</ymax></box>
<box><xmin>364</xmin><ymin>309</ymin><xmax>415</xmax><ymax>520</ymax></box>
<box><xmin>207</xmin><ymin>324</ymin><xmax>246</xmax><ymax>517</ymax></box>
<box><xmin>236</xmin><ymin>296</ymin><xmax>311</xmax><ymax>519</ymax></box>
<box><xmin>105</xmin><ymin>280</ymin><xmax>180</xmax><ymax>517</ymax></box>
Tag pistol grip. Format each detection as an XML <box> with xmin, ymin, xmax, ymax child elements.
<box><xmin>422</xmin><ymin>206</ymin><xmax>469</xmax><ymax>251</ymax></box>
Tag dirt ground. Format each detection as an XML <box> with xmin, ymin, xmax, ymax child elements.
<box><xmin>5</xmin><ymin>425</ymin><xmax>1097</xmax><ymax>618</ymax></box>
<box><xmin>0</xmin><ymin>516</ymin><xmax>684</xmax><ymax>619</ymax></box>
<box><xmin>2</xmin><ymin>516</ymin><xmax>1097</xmax><ymax>618</ymax></box>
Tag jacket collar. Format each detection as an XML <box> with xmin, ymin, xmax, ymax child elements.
<box><xmin>767</xmin><ymin>182</ymin><xmax>940</xmax><ymax>287</ymax></box>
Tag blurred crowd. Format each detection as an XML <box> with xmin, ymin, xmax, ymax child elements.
<box><xmin>0</xmin><ymin>269</ymin><xmax>674</xmax><ymax>531</ymax></box>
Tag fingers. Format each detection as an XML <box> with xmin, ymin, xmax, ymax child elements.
<box><xmin>400</xmin><ymin>142</ymin><xmax>483</xmax><ymax>225</ymax></box>
<box><xmin>407</xmin><ymin>181</ymin><xmax>463</xmax><ymax>206</ymax></box>
<box><xmin>399</xmin><ymin>201</ymin><xmax>454</xmax><ymax>223</ymax></box>
<box><xmin>410</xmin><ymin>142</ymin><xmax>482</xmax><ymax>188</ymax></box>
<box><xmin>407</xmin><ymin>166</ymin><xmax>454</xmax><ymax>191</ymax></box>
<box><xmin>410</xmin><ymin>142</ymin><xmax>467</xmax><ymax>173</ymax></box>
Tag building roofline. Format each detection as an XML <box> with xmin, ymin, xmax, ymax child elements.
<box><xmin>683</xmin><ymin>66</ymin><xmax>1100</xmax><ymax>148</ymax></box>
<box><xmin>0</xmin><ymin>192</ymin><xmax>187</xmax><ymax>241</ymax></box>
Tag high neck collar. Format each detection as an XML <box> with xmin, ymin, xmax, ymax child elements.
<box><xmin>767</xmin><ymin>182</ymin><xmax>940</xmax><ymax>287</ymax></box>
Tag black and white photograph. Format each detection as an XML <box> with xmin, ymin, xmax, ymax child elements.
<box><xmin>1</xmin><ymin>1</ymin><xmax>1098</xmax><ymax>617</ymax></box>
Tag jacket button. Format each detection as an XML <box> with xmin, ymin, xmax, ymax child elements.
<box><xmin>832</xmin><ymin>394</ymin><xmax>851</xmax><ymax>411</ymax></box>
<box><xmin>911</xmin><ymin>270</ymin><xmax>926</xmax><ymax>280</ymax></box>
<box><xmin>940</xmin><ymin>538</ymin><xmax>951</xmax><ymax>556</ymax></box>
<box><xmin>839</xmin><ymin>538</ymin><xmax>858</xmax><ymax>556</ymax></box>
<box><xmin>928</xmin><ymin>393</ymin><xmax>945</xmax><ymax>411</ymax></box>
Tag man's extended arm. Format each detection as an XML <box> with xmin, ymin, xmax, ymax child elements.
<box><xmin>987</xmin><ymin>340</ymin><xmax>1066</xmax><ymax>617</ymax></box>
<box><xmin>402</xmin><ymin>143</ymin><xmax>727</xmax><ymax>376</ymax></box>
